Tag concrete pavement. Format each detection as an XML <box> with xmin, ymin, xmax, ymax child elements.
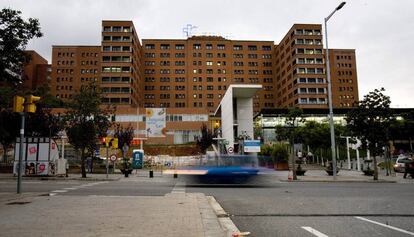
<box><xmin>261</xmin><ymin>166</ymin><xmax>414</xmax><ymax>183</ymax></box>
<box><xmin>0</xmin><ymin>173</ymin><xmax>237</xmax><ymax>237</ymax></box>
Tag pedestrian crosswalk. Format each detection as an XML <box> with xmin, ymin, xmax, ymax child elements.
<box><xmin>49</xmin><ymin>181</ymin><xmax>108</xmax><ymax>196</ymax></box>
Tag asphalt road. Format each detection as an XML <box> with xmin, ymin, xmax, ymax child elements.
<box><xmin>1</xmin><ymin>176</ymin><xmax>413</xmax><ymax>237</ymax></box>
<box><xmin>187</xmin><ymin>181</ymin><xmax>414</xmax><ymax>237</ymax></box>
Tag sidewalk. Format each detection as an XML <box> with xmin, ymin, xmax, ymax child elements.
<box><xmin>267</xmin><ymin>167</ymin><xmax>414</xmax><ymax>183</ymax></box>
<box><xmin>0</xmin><ymin>173</ymin><xmax>235</xmax><ymax>237</ymax></box>
<box><xmin>0</xmin><ymin>172</ymin><xmax>125</xmax><ymax>181</ymax></box>
<box><xmin>0</xmin><ymin>193</ymin><xmax>229</xmax><ymax>237</ymax></box>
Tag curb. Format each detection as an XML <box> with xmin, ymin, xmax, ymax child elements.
<box><xmin>279</xmin><ymin>179</ymin><xmax>397</xmax><ymax>183</ymax></box>
<box><xmin>208</xmin><ymin>196</ymin><xmax>250</xmax><ymax>237</ymax></box>
<box><xmin>0</xmin><ymin>192</ymin><xmax>49</xmax><ymax>204</ymax></box>
<box><xmin>0</xmin><ymin>176</ymin><xmax>121</xmax><ymax>181</ymax></box>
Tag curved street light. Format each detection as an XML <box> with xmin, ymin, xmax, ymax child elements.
<box><xmin>324</xmin><ymin>2</ymin><xmax>346</xmax><ymax>180</ymax></box>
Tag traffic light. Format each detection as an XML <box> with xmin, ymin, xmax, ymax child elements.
<box><xmin>24</xmin><ymin>95</ymin><xmax>41</xmax><ymax>113</ymax></box>
<box><xmin>111</xmin><ymin>138</ymin><xmax>118</xmax><ymax>149</ymax></box>
<box><xmin>13</xmin><ymin>96</ymin><xmax>25</xmax><ymax>113</ymax></box>
<box><xmin>101</xmin><ymin>137</ymin><xmax>108</xmax><ymax>147</ymax></box>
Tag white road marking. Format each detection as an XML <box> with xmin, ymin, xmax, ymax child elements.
<box><xmin>171</xmin><ymin>181</ymin><xmax>186</xmax><ymax>194</ymax></box>
<box><xmin>63</xmin><ymin>187</ymin><xmax>77</xmax><ymax>190</ymax></box>
<box><xmin>301</xmin><ymin>227</ymin><xmax>329</xmax><ymax>237</ymax></box>
<box><xmin>49</xmin><ymin>181</ymin><xmax>107</xmax><ymax>196</ymax></box>
<box><xmin>355</xmin><ymin>216</ymin><xmax>414</xmax><ymax>236</ymax></box>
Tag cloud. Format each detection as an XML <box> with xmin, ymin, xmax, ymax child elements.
<box><xmin>3</xmin><ymin>0</ymin><xmax>414</xmax><ymax>107</ymax></box>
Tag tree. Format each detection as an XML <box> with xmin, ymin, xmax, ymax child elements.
<box><xmin>0</xmin><ymin>8</ymin><xmax>42</xmax><ymax>86</ymax></box>
<box><xmin>32</xmin><ymin>84</ymin><xmax>66</xmax><ymax>108</ymax></box>
<box><xmin>197</xmin><ymin>123</ymin><xmax>213</xmax><ymax>154</ymax></box>
<box><xmin>0</xmin><ymin>86</ymin><xmax>63</xmax><ymax>161</ymax></box>
<box><xmin>275</xmin><ymin>108</ymin><xmax>304</xmax><ymax>180</ymax></box>
<box><xmin>64</xmin><ymin>84</ymin><xmax>112</xmax><ymax>178</ymax></box>
<box><xmin>0</xmin><ymin>110</ymin><xmax>19</xmax><ymax>162</ymax></box>
<box><xmin>401</xmin><ymin>111</ymin><xmax>414</xmax><ymax>152</ymax></box>
<box><xmin>25</xmin><ymin>103</ymin><xmax>64</xmax><ymax>138</ymax></box>
<box><xmin>346</xmin><ymin>88</ymin><xmax>394</xmax><ymax>180</ymax></box>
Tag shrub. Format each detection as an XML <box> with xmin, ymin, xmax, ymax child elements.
<box><xmin>271</xmin><ymin>143</ymin><xmax>289</xmax><ymax>163</ymax></box>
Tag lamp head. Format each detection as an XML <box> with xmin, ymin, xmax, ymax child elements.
<box><xmin>336</xmin><ymin>2</ymin><xmax>346</xmax><ymax>10</ymax></box>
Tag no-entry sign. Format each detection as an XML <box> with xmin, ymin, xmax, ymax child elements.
<box><xmin>110</xmin><ymin>154</ymin><xmax>117</xmax><ymax>162</ymax></box>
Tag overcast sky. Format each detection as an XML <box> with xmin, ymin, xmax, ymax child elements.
<box><xmin>2</xmin><ymin>0</ymin><xmax>414</xmax><ymax>107</ymax></box>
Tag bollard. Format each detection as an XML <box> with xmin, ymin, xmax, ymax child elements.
<box><xmin>149</xmin><ymin>170</ymin><xmax>153</xmax><ymax>178</ymax></box>
<box><xmin>173</xmin><ymin>172</ymin><xmax>178</xmax><ymax>179</ymax></box>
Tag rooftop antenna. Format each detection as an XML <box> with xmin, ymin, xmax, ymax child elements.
<box><xmin>183</xmin><ymin>24</ymin><xmax>197</xmax><ymax>38</ymax></box>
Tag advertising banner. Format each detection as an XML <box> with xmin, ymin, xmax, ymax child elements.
<box><xmin>145</xmin><ymin>108</ymin><xmax>166</xmax><ymax>137</ymax></box>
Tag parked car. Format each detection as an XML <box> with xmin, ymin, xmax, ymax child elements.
<box><xmin>394</xmin><ymin>156</ymin><xmax>413</xmax><ymax>172</ymax></box>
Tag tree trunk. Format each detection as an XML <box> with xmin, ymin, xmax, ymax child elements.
<box><xmin>81</xmin><ymin>148</ymin><xmax>87</xmax><ymax>178</ymax></box>
<box><xmin>373</xmin><ymin>151</ymin><xmax>378</xmax><ymax>181</ymax></box>
<box><xmin>291</xmin><ymin>143</ymin><xmax>297</xmax><ymax>180</ymax></box>
<box><xmin>2</xmin><ymin>144</ymin><xmax>8</xmax><ymax>162</ymax></box>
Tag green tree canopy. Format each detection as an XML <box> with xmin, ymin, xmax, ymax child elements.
<box><xmin>64</xmin><ymin>84</ymin><xmax>112</xmax><ymax>178</ymax></box>
<box><xmin>346</xmin><ymin>88</ymin><xmax>394</xmax><ymax>180</ymax></box>
<box><xmin>0</xmin><ymin>8</ymin><xmax>42</xmax><ymax>86</ymax></box>
<box><xmin>197</xmin><ymin>123</ymin><xmax>213</xmax><ymax>154</ymax></box>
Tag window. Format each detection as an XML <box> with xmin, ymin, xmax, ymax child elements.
<box><xmin>160</xmin><ymin>44</ymin><xmax>170</xmax><ymax>50</ymax></box>
<box><xmin>248</xmin><ymin>45</ymin><xmax>257</xmax><ymax>51</ymax></box>
<box><xmin>206</xmin><ymin>44</ymin><xmax>213</xmax><ymax>50</ymax></box>
<box><xmin>206</xmin><ymin>53</ymin><xmax>213</xmax><ymax>58</ymax></box>
<box><xmin>193</xmin><ymin>44</ymin><xmax>201</xmax><ymax>50</ymax></box>
<box><xmin>233</xmin><ymin>45</ymin><xmax>243</xmax><ymax>51</ymax></box>
<box><xmin>175</xmin><ymin>44</ymin><xmax>185</xmax><ymax>50</ymax></box>
<box><xmin>248</xmin><ymin>54</ymin><xmax>257</xmax><ymax>59</ymax></box>
<box><xmin>262</xmin><ymin>45</ymin><xmax>272</xmax><ymax>51</ymax></box>
<box><xmin>217</xmin><ymin>44</ymin><xmax>225</xmax><ymax>50</ymax></box>
<box><xmin>145</xmin><ymin>44</ymin><xmax>155</xmax><ymax>49</ymax></box>
<box><xmin>206</xmin><ymin>61</ymin><xmax>213</xmax><ymax>66</ymax></box>
<box><xmin>160</xmin><ymin>53</ymin><xmax>170</xmax><ymax>58</ymax></box>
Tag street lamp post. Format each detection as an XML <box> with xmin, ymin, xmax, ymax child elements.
<box><xmin>324</xmin><ymin>2</ymin><xmax>346</xmax><ymax>180</ymax></box>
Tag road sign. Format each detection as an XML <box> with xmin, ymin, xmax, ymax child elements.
<box><xmin>110</xmin><ymin>154</ymin><xmax>117</xmax><ymax>162</ymax></box>
<box><xmin>244</xmin><ymin>140</ymin><xmax>261</xmax><ymax>153</ymax></box>
<box><xmin>227</xmin><ymin>147</ymin><xmax>234</xmax><ymax>154</ymax></box>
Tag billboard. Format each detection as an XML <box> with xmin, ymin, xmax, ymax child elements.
<box><xmin>145</xmin><ymin>108</ymin><xmax>166</xmax><ymax>137</ymax></box>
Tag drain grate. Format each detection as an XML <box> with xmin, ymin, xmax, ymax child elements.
<box><xmin>6</xmin><ymin>201</ymin><xmax>31</xmax><ymax>205</ymax></box>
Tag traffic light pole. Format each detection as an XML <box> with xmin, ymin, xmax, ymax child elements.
<box><xmin>17</xmin><ymin>112</ymin><xmax>25</xmax><ymax>194</ymax></box>
<box><xmin>106</xmin><ymin>146</ymin><xmax>109</xmax><ymax>179</ymax></box>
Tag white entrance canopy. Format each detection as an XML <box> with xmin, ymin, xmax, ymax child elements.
<box><xmin>214</xmin><ymin>84</ymin><xmax>262</xmax><ymax>152</ymax></box>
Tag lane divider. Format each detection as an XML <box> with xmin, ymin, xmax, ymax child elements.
<box><xmin>171</xmin><ymin>181</ymin><xmax>186</xmax><ymax>194</ymax></box>
<box><xmin>301</xmin><ymin>227</ymin><xmax>329</xmax><ymax>237</ymax></box>
<box><xmin>355</xmin><ymin>216</ymin><xmax>414</xmax><ymax>236</ymax></box>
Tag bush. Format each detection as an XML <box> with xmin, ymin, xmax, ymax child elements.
<box><xmin>271</xmin><ymin>143</ymin><xmax>289</xmax><ymax>163</ymax></box>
